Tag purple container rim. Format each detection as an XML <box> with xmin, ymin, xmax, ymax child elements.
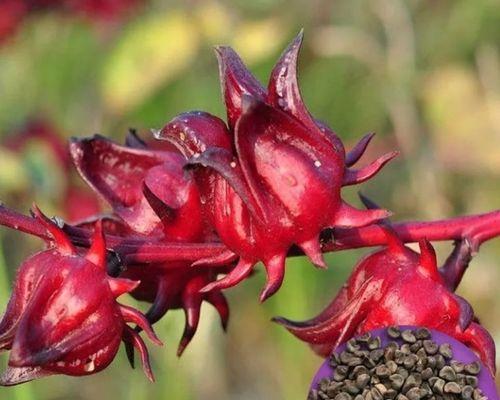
<box><xmin>309</xmin><ymin>325</ymin><xmax>498</xmax><ymax>400</ymax></box>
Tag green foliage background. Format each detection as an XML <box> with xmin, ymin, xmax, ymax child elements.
<box><xmin>0</xmin><ymin>0</ymin><xmax>499</xmax><ymax>398</ymax></box>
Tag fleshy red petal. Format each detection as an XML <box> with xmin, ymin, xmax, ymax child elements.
<box><xmin>215</xmin><ymin>46</ymin><xmax>267</xmax><ymax>129</ymax></box>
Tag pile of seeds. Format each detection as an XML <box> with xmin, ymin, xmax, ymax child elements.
<box><xmin>308</xmin><ymin>327</ymin><xmax>487</xmax><ymax>400</ymax></box>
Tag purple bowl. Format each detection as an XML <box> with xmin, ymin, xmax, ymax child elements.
<box><xmin>309</xmin><ymin>326</ymin><xmax>498</xmax><ymax>400</ymax></box>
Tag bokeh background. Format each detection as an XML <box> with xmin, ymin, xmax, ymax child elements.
<box><xmin>0</xmin><ymin>0</ymin><xmax>500</xmax><ymax>399</ymax></box>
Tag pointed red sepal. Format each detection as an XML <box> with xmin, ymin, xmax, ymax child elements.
<box><xmin>260</xmin><ymin>254</ymin><xmax>287</xmax><ymax>302</ymax></box>
<box><xmin>191</xmin><ymin>249</ymin><xmax>238</xmax><ymax>268</ymax></box>
<box><xmin>418</xmin><ymin>239</ymin><xmax>440</xmax><ymax>279</ymax></box>
<box><xmin>206</xmin><ymin>291</ymin><xmax>230</xmax><ymax>331</ymax></box>
<box><xmin>214</xmin><ymin>46</ymin><xmax>266</xmax><ymax>129</ymax></box>
<box><xmin>119</xmin><ymin>304</ymin><xmax>163</xmax><ymax>346</ymax></box>
<box><xmin>333</xmin><ymin>201</ymin><xmax>392</xmax><ymax>228</ymax></box>
<box><xmin>298</xmin><ymin>237</ymin><xmax>327</xmax><ymax>269</ymax></box>
<box><xmin>345</xmin><ymin>133</ymin><xmax>376</xmax><ymax>167</ymax></box>
<box><xmin>177</xmin><ymin>296</ymin><xmax>202</xmax><ymax>357</ymax></box>
<box><xmin>459</xmin><ymin>322</ymin><xmax>496</xmax><ymax>376</ymax></box>
<box><xmin>123</xmin><ymin>327</ymin><xmax>155</xmax><ymax>382</ymax></box>
<box><xmin>108</xmin><ymin>277</ymin><xmax>140</xmax><ymax>298</ymax></box>
<box><xmin>200</xmin><ymin>258</ymin><xmax>254</xmax><ymax>293</ymax></box>
<box><xmin>85</xmin><ymin>220</ymin><xmax>106</xmax><ymax>268</ymax></box>
<box><xmin>379</xmin><ymin>225</ymin><xmax>408</xmax><ymax>254</ymax></box>
<box><xmin>31</xmin><ymin>204</ymin><xmax>75</xmax><ymax>255</ymax></box>
<box><xmin>343</xmin><ymin>151</ymin><xmax>399</xmax><ymax>186</ymax></box>
<box><xmin>273</xmin><ymin>278</ymin><xmax>381</xmax><ymax>345</ymax></box>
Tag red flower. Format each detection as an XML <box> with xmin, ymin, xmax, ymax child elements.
<box><xmin>159</xmin><ymin>31</ymin><xmax>398</xmax><ymax>301</ymax></box>
<box><xmin>0</xmin><ymin>206</ymin><xmax>161</xmax><ymax>386</ymax></box>
<box><xmin>273</xmin><ymin>227</ymin><xmax>496</xmax><ymax>375</ymax></box>
<box><xmin>70</xmin><ymin>133</ymin><xmax>231</xmax><ymax>355</ymax></box>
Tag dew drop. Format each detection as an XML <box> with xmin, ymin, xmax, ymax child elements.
<box><xmin>314</xmin><ymin>160</ymin><xmax>322</xmax><ymax>167</ymax></box>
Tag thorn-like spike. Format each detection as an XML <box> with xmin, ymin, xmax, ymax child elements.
<box><xmin>343</xmin><ymin>151</ymin><xmax>399</xmax><ymax>186</ymax></box>
<box><xmin>142</xmin><ymin>182</ymin><xmax>175</xmax><ymax>227</ymax></box>
<box><xmin>260</xmin><ymin>254</ymin><xmax>286</xmax><ymax>302</ymax></box>
<box><xmin>333</xmin><ymin>201</ymin><xmax>392</xmax><ymax>228</ymax></box>
<box><xmin>298</xmin><ymin>237</ymin><xmax>327</xmax><ymax>269</ymax></box>
<box><xmin>459</xmin><ymin>322</ymin><xmax>496</xmax><ymax>376</ymax></box>
<box><xmin>358</xmin><ymin>192</ymin><xmax>382</xmax><ymax>211</ymax></box>
<box><xmin>439</xmin><ymin>239</ymin><xmax>473</xmax><ymax>291</ymax></box>
<box><xmin>200</xmin><ymin>259</ymin><xmax>254</xmax><ymax>293</ymax></box>
<box><xmin>191</xmin><ymin>250</ymin><xmax>238</xmax><ymax>268</ymax></box>
<box><xmin>123</xmin><ymin>327</ymin><xmax>155</xmax><ymax>382</ymax></box>
<box><xmin>85</xmin><ymin>220</ymin><xmax>106</xmax><ymax>268</ymax></box>
<box><xmin>345</xmin><ymin>133</ymin><xmax>376</xmax><ymax>167</ymax></box>
<box><xmin>31</xmin><ymin>204</ymin><xmax>75</xmax><ymax>255</ymax></box>
<box><xmin>120</xmin><ymin>304</ymin><xmax>163</xmax><ymax>346</ymax></box>
<box><xmin>124</xmin><ymin>340</ymin><xmax>135</xmax><ymax>370</ymax></box>
<box><xmin>206</xmin><ymin>291</ymin><xmax>230</xmax><ymax>331</ymax></box>
<box><xmin>145</xmin><ymin>279</ymin><xmax>173</xmax><ymax>325</ymax></box>
<box><xmin>177</xmin><ymin>297</ymin><xmax>202</xmax><ymax>357</ymax></box>
<box><xmin>274</xmin><ymin>278</ymin><xmax>380</xmax><ymax>344</ymax></box>
<box><xmin>379</xmin><ymin>225</ymin><xmax>407</xmax><ymax>253</ymax></box>
<box><xmin>418</xmin><ymin>239</ymin><xmax>439</xmax><ymax>278</ymax></box>
<box><xmin>108</xmin><ymin>277</ymin><xmax>140</xmax><ymax>298</ymax></box>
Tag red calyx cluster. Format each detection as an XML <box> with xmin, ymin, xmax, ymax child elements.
<box><xmin>160</xmin><ymin>31</ymin><xmax>397</xmax><ymax>301</ymax></box>
<box><xmin>0</xmin><ymin>31</ymin><xmax>498</xmax><ymax>386</ymax></box>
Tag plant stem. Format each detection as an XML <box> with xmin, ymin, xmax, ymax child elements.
<box><xmin>0</xmin><ymin>204</ymin><xmax>499</xmax><ymax>265</ymax></box>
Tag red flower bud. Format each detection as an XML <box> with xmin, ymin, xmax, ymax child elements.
<box><xmin>0</xmin><ymin>206</ymin><xmax>161</xmax><ymax>386</ymax></box>
<box><xmin>273</xmin><ymin>227</ymin><xmax>496</xmax><ymax>375</ymax></box>
<box><xmin>159</xmin><ymin>31</ymin><xmax>397</xmax><ymax>301</ymax></box>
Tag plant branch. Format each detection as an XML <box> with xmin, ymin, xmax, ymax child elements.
<box><xmin>0</xmin><ymin>204</ymin><xmax>499</xmax><ymax>265</ymax></box>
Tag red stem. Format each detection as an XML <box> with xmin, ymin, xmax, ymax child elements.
<box><xmin>0</xmin><ymin>204</ymin><xmax>499</xmax><ymax>264</ymax></box>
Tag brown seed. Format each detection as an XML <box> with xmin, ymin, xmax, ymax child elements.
<box><xmin>423</xmin><ymin>340</ymin><xmax>438</xmax><ymax>355</ymax></box>
<box><xmin>401</xmin><ymin>329</ymin><xmax>417</xmax><ymax>343</ymax></box>
<box><xmin>461</xmin><ymin>385</ymin><xmax>474</xmax><ymax>400</ymax></box>
<box><xmin>388</xmin><ymin>326</ymin><xmax>401</xmax><ymax>339</ymax></box>
<box><xmin>368</xmin><ymin>337</ymin><xmax>382</xmax><ymax>350</ymax></box>
<box><xmin>365</xmin><ymin>392</ymin><xmax>373</xmax><ymax>400</ymax></box>
<box><xmin>371</xmin><ymin>387</ymin><xmax>383</xmax><ymax>400</ymax></box>
<box><xmin>439</xmin><ymin>366</ymin><xmax>457</xmax><ymax>381</ymax></box>
<box><xmin>403</xmin><ymin>354</ymin><xmax>418</xmax><ymax>370</ymax></box>
<box><xmin>450</xmin><ymin>361</ymin><xmax>465</xmax><ymax>373</ymax></box>
<box><xmin>438</xmin><ymin>343</ymin><xmax>453</xmax><ymax>359</ymax></box>
<box><xmin>309</xmin><ymin>389</ymin><xmax>319</xmax><ymax>400</ymax></box>
<box><xmin>400</xmin><ymin>344</ymin><xmax>411</xmax><ymax>355</ymax></box>
<box><xmin>394</xmin><ymin>350</ymin><xmax>406</xmax><ymax>365</ymax></box>
<box><xmin>385</xmin><ymin>389</ymin><xmax>397</xmax><ymax>399</ymax></box>
<box><xmin>416</xmin><ymin>348</ymin><xmax>427</xmax><ymax>359</ymax></box>
<box><xmin>389</xmin><ymin>374</ymin><xmax>404</xmax><ymax>390</ymax></box>
<box><xmin>427</xmin><ymin>356</ymin><xmax>437</xmax><ymax>369</ymax></box>
<box><xmin>406</xmin><ymin>387</ymin><xmax>423</xmax><ymax>400</ymax></box>
<box><xmin>396</xmin><ymin>395</ymin><xmax>409</xmax><ymax>400</ymax></box>
<box><xmin>428</xmin><ymin>377</ymin><xmax>439</xmax><ymax>386</ymax></box>
<box><xmin>346</xmin><ymin>382</ymin><xmax>361</xmax><ymax>395</ymax></box>
<box><xmin>354</xmin><ymin>395</ymin><xmax>364</xmax><ymax>400</ymax></box>
<box><xmin>421</xmin><ymin>367</ymin><xmax>433</xmax><ymax>380</ymax></box>
<box><xmin>415</xmin><ymin>328</ymin><xmax>431</xmax><ymax>340</ymax></box>
<box><xmin>363</xmin><ymin>356</ymin><xmax>376</xmax><ymax>368</ymax></box>
<box><xmin>356</xmin><ymin>374</ymin><xmax>371</xmax><ymax>389</ymax></box>
<box><xmin>327</xmin><ymin>381</ymin><xmax>343</xmax><ymax>395</ymax></box>
<box><xmin>456</xmin><ymin>373</ymin><xmax>466</xmax><ymax>386</ymax></box>
<box><xmin>465</xmin><ymin>375</ymin><xmax>478</xmax><ymax>388</ymax></box>
<box><xmin>433</xmin><ymin>378</ymin><xmax>446</xmax><ymax>395</ymax></box>
<box><xmin>335</xmin><ymin>393</ymin><xmax>353</xmax><ymax>400</ymax></box>
<box><xmin>374</xmin><ymin>384</ymin><xmax>388</xmax><ymax>396</ymax></box>
<box><xmin>397</xmin><ymin>367</ymin><xmax>409</xmax><ymax>379</ymax></box>
<box><xmin>410</xmin><ymin>341</ymin><xmax>422</xmax><ymax>353</ymax></box>
<box><xmin>375</xmin><ymin>365</ymin><xmax>391</xmax><ymax>379</ymax></box>
<box><xmin>444</xmin><ymin>382</ymin><xmax>461</xmax><ymax>394</ymax></box>
<box><xmin>358</xmin><ymin>332</ymin><xmax>372</xmax><ymax>342</ymax></box>
<box><xmin>421</xmin><ymin>382</ymin><xmax>432</xmax><ymax>397</ymax></box>
<box><xmin>352</xmin><ymin>365</ymin><xmax>369</xmax><ymax>377</ymax></box>
<box><xmin>348</xmin><ymin>339</ymin><xmax>361</xmax><ymax>353</ymax></box>
<box><xmin>472</xmin><ymin>389</ymin><xmax>483</xmax><ymax>400</ymax></box>
<box><xmin>386</xmin><ymin>360</ymin><xmax>398</xmax><ymax>374</ymax></box>
<box><xmin>464</xmin><ymin>362</ymin><xmax>481</xmax><ymax>375</ymax></box>
<box><xmin>435</xmin><ymin>355</ymin><xmax>446</xmax><ymax>370</ymax></box>
<box><xmin>371</xmin><ymin>349</ymin><xmax>385</xmax><ymax>362</ymax></box>
<box><xmin>402</xmin><ymin>374</ymin><xmax>421</xmax><ymax>392</ymax></box>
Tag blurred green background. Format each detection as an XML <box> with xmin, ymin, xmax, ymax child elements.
<box><xmin>0</xmin><ymin>0</ymin><xmax>500</xmax><ymax>398</ymax></box>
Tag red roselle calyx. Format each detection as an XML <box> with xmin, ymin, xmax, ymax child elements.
<box><xmin>274</xmin><ymin>227</ymin><xmax>496</xmax><ymax>375</ymax></box>
<box><xmin>0</xmin><ymin>206</ymin><xmax>161</xmax><ymax>385</ymax></box>
<box><xmin>69</xmin><ymin>133</ymin><xmax>231</xmax><ymax>355</ymax></box>
<box><xmin>159</xmin><ymin>31</ymin><xmax>398</xmax><ymax>301</ymax></box>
